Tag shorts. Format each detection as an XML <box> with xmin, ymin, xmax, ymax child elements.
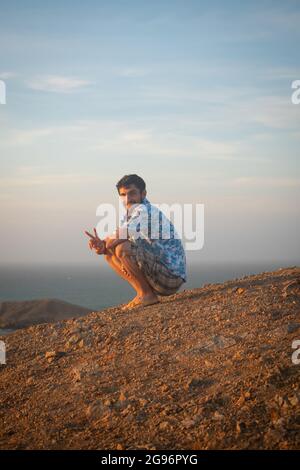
<box><xmin>129</xmin><ymin>242</ymin><xmax>185</xmax><ymax>296</ymax></box>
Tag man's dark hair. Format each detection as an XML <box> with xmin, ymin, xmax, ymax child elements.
<box><xmin>116</xmin><ymin>174</ymin><xmax>146</xmax><ymax>194</ymax></box>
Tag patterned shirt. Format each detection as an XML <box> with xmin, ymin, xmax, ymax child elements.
<box><xmin>117</xmin><ymin>197</ymin><xmax>187</xmax><ymax>282</ymax></box>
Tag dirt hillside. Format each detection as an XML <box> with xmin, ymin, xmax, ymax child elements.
<box><xmin>0</xmin><ymin>266</ymin><xmax>299</xmax><ymax>450</ymax></box>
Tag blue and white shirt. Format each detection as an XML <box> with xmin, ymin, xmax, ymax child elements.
<box><xmin>117</xmin><ymin>197</ymin><xmax>187</xmax><ymax>282</ymax></box>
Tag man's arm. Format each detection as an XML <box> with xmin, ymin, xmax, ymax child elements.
<box><xmin>105</xmin><ymin>227</ymin><xmax>128</xmax><ymax>251</ymax></box>
<box><xmin>105</xmin><ymin>202</ymin><xmax>148</xmax><ymax>251</ymax></box>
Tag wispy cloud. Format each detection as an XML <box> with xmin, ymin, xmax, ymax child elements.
<box><xmin>0</xmin><ymin>119</ymin><xmax>271</xmax><ymax>163</ymax></box>
<box><xmin>27</xmin><ymin>75</ymin><xmax>92</xmax><ymax>93</ymax></box>
<box><xmin>233</xmin><ymin>177</ymin><xmax>300</xmax><ymax>188</ymax></box>
<box><xmin>0</xmin><ymin>71</ymin><xmax>16</xmax><ymax>79</ymax></box>
<box><xmin>0</xmin><ymin>165</ymin><xmax>101</xmax><ymax>188</ymax></box>
<box><xmin>117</xmin><ymin>66</ymin><xmax>149</xmax><ymax>77</ymax></box>
<box><xmin>1</xmin><ymin>124</ymin><xmax>88</xmax><ymax>146</ymax></box>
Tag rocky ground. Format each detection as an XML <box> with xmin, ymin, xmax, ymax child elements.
<box><xmin>0</xmin><ymin>266</ymin><xmax>299</xmax><ymax>450</ymax></box>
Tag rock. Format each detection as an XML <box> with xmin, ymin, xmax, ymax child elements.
<box><xmin>71</xmin><ymin>367</ymin><xmax>82</xmax><ymax>382</ymax></box>
<box><xmin>45</xmin><ymin>351</ymin><xmax>65</xmax><ymax>363</ymax></box>
<box><xmin>236</xmin><ymin>288</ymin><xmax>245</xmax><ymax>295</ymax></box>
<box><xmin>236</xmin><ymin>395</ymin><xmax>245</xmax><ymax>407</ymax></box>
<box><xmin>119</xmin><ymin>392</ymin><xmax>127</xmax><ymax>402</ymax></box>
<box><xmin>236</xmin><ymin>422</ymin><xmax>246</xmax><ymax>434</ymax></box>
<box><xmin>103</xmin><ymin>399</ymin><xmax>112</xmax><ymax>407</ymax></box>
<box><xmin>66</xmin><ymin>336</ymin><xmax>82</xmax><ymax>349</ymax></box>
<box><xmin>86</xmin><ymin>401</ymin><xmax>110</xmax><ymax>419</ymax></box>
<box><xmin>287</xmin><ymin>323</ymin><xmax>300</xmax><ymax>334</ymax></box>
<box><xmin>45</xmin><ymin>351</ymin><xmax>56</xmax><ymax>359</ymax></box>
<box><xmin>186</xmin><ymin>377</ymin><xmax>215</xmax><ymax>390</ymax></box>
<box><xmin>139</xmin><ymin>398</ymin><xmax>148</xmax><ymax>407</ymax></box>
<box><xmin>182</xmin><ymin>418</ymin><xmax>196</xmax><ymax>429</ymax></box>
<box><xmin>288</xmin><ymin>395</ymin><xmax>299</xmax><ymax>407</ymax></box>
<box><xmin>213</xmin><ymin>411</ymin><xmax>225</xmax><ymax>421</ymax></box>
<box><xmin>158</xmin><ymin>421</ymin><xmax>170</xmax><ymax>430</ymax></box>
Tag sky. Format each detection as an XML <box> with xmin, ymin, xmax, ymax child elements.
<box><xmin>0</xmin><ymin>0</ymin><xmax>299</xmax><ymax>266</ymax></box>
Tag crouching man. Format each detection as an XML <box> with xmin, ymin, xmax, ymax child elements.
<box><xmin>85</xmin><ymin>174</ymin><xmax>187</xmax><ymax>310</ymax></box>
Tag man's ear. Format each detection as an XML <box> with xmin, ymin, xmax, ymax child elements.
<box><xmin>142</xmin><ymin>190</ymin><xmax>147</xmax><ymax>199</ymax></box>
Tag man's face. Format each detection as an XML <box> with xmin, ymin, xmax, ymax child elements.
<box><xmin>118</xmin><ymin>184</ymin><xmax>146</xmax><ymax>209</ymax></box>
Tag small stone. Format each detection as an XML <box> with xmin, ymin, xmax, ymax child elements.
<box><xmin>276</xmin><ymin>395</ymin><xmax>284</xmax><ymax>407</ymax></box>
<box><xmin>289</xmin><ymin>395</ymin><xmax>299</xmax><ymax>407</ymax></box>
<box><xmin>236</xmin><ymin>421</ymin><xmax>246</xmax><ymax>434</ymax></box>
<box><xmin>213</xmin><ymin>411</ymin><xmax>225</xmax><ymax>421</ymax></box>
<box><xmin>182</xmin><ymin>418</ymin><xmax>196</xmax><ymax>429</ymax></box>
<box><xmin>116</xmin><ymin>444</ymin><xmax>124</xmax><ymax>450</ymax></box>
<box><xmin>72</xmin><ymin>367</ymin><xmax>82</xmax><ymax>382</ymax></box>
<box><xmin>236</xmin><ymin>395</ymin><xmax>245</xmax><ymax>407</ymax></box>
<box><xmin>45</xmin><ymin>351</ymin><xmax>56</xmax><ymax>359</ymax></box>
<box><xmin>159</xmin><ymin>421</ymin><xmax>169</xmax><ymax>430</ymax></box>
<box><xmin>204</xmin><ymin>360</ymin><xmax>213</xmax><ymax>367</ymax></box>
<box><xmin>139</xmin><ymin>398</ymin><xmax>148</xmax><ymax>407</ymax></box>
<box><xmin>119</xmin><ymin>392</ymin><xmax>127</xmax><ymax>402</ymax></box>
<box><xmin>85</xmin><ymin>401</ymin><xmax>107</xmax><ymax>419</ymax></box>
<box><xmin>45</xmin><ymin>350</ymin><xmax>65</xmax><ymax>362</ymax></box>
<box><xmin>287</xmin><ymin>323</ymin><xmax>300</xmax><ymax>334</ymax></box>
<box><xmin>69</xmin><ymin>334</ymin><xmax>81</xmax><ymax>344</ymax></box>
<box><xmin>273</xmin><ymin>417</ymin><xmax>285</xmax><ymax>428</ymax></box>
<box><xmin>236</xmin><ymin>288</ymin><xmax>245</xmax><ymax>294</ymax></box>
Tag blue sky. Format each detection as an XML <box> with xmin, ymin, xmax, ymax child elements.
<box><xmin>0</xmin><ymin>0</ymin><xmax>299</xmax><ymax>265</ymax></box>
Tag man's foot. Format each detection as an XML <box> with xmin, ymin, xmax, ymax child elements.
<box><xmin>121</xmin><ymin>295</ymin><xmax>141</xmax><ymax>310</ymax></box>
<box><xmin>139</xmin><ymin>293</ymin><xmax>160</xmax><ymax>307</ymax></box>
<box><xmin>121</xmin><ymin>293</ymin><xmax>160</xmax><ymax>310</ymax></box>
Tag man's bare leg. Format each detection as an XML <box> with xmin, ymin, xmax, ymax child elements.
<box><xmin>105</xmin><ymin>251</ymin><xmax>142</xmax><ymax>307</ymax></box>
<box><xmin>114</xmin><ymin>242</ymin><xmax>159</xmax><ymax>307</ymax></box>
<box><xmin>105</xmin><ymin>243</ymin><xmax>159</xmax><ymax>309</ymax></box>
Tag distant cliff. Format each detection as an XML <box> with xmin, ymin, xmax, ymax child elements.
<box><xmin>0</xmin><ymin>298</ymin><xmax>92</xmax><ymax>329</ymax></box>
<box><xmin>0</xmin><ymin>266</ymin><xmax>299</xmax><ymax>450</ymax></box>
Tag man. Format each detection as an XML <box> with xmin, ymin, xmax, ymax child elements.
<box><xmin>85</xmin><ymin>174</ymin><xmax>187</xmax><ymax>310</ymax></box>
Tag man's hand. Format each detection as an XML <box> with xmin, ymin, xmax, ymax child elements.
<box><xmin>84</xmin><ymin>228</ymin><xmax>106</xmax><ymax>255</ymax></box>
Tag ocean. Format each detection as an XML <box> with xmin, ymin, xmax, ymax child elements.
<box><xmin>0</xmin><ymin>261</ymin><xmax>295</xmax><ymax>335</ymax></box>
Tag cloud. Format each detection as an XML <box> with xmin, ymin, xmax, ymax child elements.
<box><xmin>27</xmin><ymin>75</ymin><xmax>92</xmax><ymax>93</ymax></box>
<box><xmin>247</xmin><ymin>96</ymin><xmax>300</xmax><ymax>129</ymax></box>
<box><xmin>0</xmin><ymin>118</ymin><xmax>270</xmax><ymax>164</ymax></box>
<box><xmin>0</xmin><ymin>166</ymin><xmax>101</xmax><ymax>188</ymax></box>
<box><xmin>1</xmin><ymin>124</ymin><xmax>88</xmax><ymax>146</ymax></box>
<box><xmin>233</xmin><ymin>177</ymin><xmax>300</xmax><ymax>188</ymax></box>
<box><xmin>0</xmin><ymin>71</ymin><xmax>16</xmax><ymax>79</ymax></box>
<box><xmin>117</xmin><ymin>67</ymin><xmax>149</xmax><ymax>77</ymax></box>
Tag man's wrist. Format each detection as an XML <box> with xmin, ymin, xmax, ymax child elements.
<box><xmin>103</xmin><ymin>240</ymin><xmax>108</xmax><ymax>254</ymax></box>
